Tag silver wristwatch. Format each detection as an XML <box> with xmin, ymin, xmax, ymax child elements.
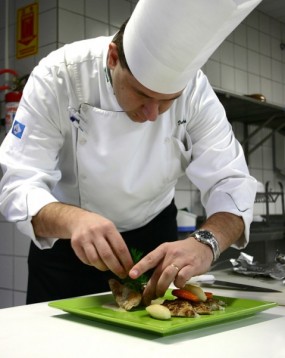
<box><xmin>192</xmin><ymin>230</ymin><xmax>220</xmax><ymax>263</ymax></box>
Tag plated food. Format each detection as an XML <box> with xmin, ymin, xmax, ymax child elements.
<box><xmin>49</xmin><ymin>281</ymin><xmax>277</xmax><ymax>335</ymax></box>
<box><xmin>109</xmin><ymin>278</ymin><xmax>226</xmax><ymax>320</ymax></box>
<box><xmin>108</xmin><ymin>278</ymin><xmax>142</xmax><ymax>311</ymax></box>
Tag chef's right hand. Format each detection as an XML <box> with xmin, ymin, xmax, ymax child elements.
<box><xmin>70</xmin><ymin>210</ymin><xmax>134</xmax><ymax>279</ymax></box>
<box><xmin>32</xmin><ymin>203</ymin><xmax>134</xmax><ymax>279</ymax></box>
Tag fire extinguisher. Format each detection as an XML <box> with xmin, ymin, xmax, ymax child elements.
<box><xmin>0</xmin><ymin>69</ymin><xmax>26</xmax><ymax>134</ymax></box>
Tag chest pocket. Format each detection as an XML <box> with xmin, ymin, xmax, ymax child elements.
<box><xmin>170</xmin><ymin>129</ymin><xmax>193</xmax><ymax>173</ymax></box>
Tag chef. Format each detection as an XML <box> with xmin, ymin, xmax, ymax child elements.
<box><xmin>0</xmin><ymin>0</ymin><xmax>260</xmax><ymax>304</ymax></box>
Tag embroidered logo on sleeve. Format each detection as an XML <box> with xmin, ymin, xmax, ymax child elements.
<box><xmin>12</xmin><ymin>120</ymin><xmax>26</xmax><ymax>139</ymax></box>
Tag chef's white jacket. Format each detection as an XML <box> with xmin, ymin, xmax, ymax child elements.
<box><xmin>0</xmin><ymin>36</ymin><xmax>257</xmax><ymax>249</ymax></box>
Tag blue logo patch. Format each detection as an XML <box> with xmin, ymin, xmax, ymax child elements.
<box><xmin>12</xmin><ymin>120</ymin><xmax>26</xmax><ymax>139</ymax></box>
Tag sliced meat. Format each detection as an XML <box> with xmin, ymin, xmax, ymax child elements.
<box><xmin>205</xmin><ymin>297</ymin><xmax>226</xmax><ymax>311</ymax></box>
<box><xmin>108</xmin><ymin>278</ymin><xmax>142</xmax><ymax>311</ymax></box>
<box><xmin>191</xmin><ymin>301</ymin><xmax>212</xmax><ymax>315</ymax></box>
<box><xmin>162</xmin><ymin>296</ymin><xmax>226</xmax><ymax>317</ymax></box>
<box><xmin>162</xmin><ymin>299</ymin><xmax>197</xmax><ymax>317</ymax></box>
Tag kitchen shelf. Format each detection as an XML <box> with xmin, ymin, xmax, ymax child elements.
<box><xmin>255</xmin><ymin>192</ymin><xmax>282</xmax><ymax>204</ymax></box>
<box><xmin>214</xmin><ymin>88</ymin><xmax>285</xmax><ymax>160</ymax></box>
<box><xmin>214</xmin><ymin>88</ymin><xmax>285</xmax><ymax>130</ymax></box>
<box><xmin>255</xmin><ymin>182</ymin><xmax>285</xmax><ymax>223</ymax></box>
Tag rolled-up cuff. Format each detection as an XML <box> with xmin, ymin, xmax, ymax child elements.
<box><xmin>205</xmin><ymin>190</ymin><xmax>254</xmax><ymax>249</ymax></box>
<box><xmin>16</xmin><ymin>188</ymin><xmax>59</xmax><ymax>249</ymax></box>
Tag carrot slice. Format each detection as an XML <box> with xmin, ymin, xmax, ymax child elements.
<box><xmin>205</xmin><ymin>292</ymin><xmax>213</xmax><ymax>300</ymax></box>
<box><xmin>172</xmin><ymin>289</ymin><xmax>200</xmax><ymax>302</ymax></box>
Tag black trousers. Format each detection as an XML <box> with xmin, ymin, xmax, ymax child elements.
<box><xmin>26</xmin><ymin>200</ymin><xmax>178</xmax><ymax>304</ymax></box>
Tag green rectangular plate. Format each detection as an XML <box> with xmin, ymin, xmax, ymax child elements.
<box><xmin>49</xmin><ymin>292</ymin><xmax>277</xmax><ymax>336</ymax></box>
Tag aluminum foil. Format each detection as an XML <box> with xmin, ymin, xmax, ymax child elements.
<box><xmin>230</xmin><ymin>251</ymin><xmax>285</xmax><ymax>280</ymax></box>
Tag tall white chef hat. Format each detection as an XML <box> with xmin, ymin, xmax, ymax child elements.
<box><xmin>123</xmin><ymin>0</ymin><xmax>261</xmax><ymax>94</ymax></box>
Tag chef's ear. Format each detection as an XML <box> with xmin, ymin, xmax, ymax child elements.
<box><xmin>108</xmin><ymin>43</ymin><xmax>119</xmax><ymax>70</ymax></box>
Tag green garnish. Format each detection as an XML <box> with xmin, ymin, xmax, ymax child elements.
<box><xmin>130</xmin><ymin>247</ymin><xmax>144</xmax><ymax>262</ymax></box>
<box><xmin>122</xmin><ymin>248</ymin><xmax>150</xmax><ymax>292</ymax></box>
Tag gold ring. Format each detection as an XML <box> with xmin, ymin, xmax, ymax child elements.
<box><xmin>170</xmin><ymin>263</ymin><xmax>179</xmax><ymax>271</ymax></box>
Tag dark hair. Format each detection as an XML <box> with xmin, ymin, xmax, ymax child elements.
<box><xmin>112</xmin><ymin>19</ymin><xmax>131</xmax><ymax>71</ymax></box>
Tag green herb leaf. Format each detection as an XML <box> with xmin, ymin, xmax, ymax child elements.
<box><xmin>130</xmin><ymin>247</ymin><xmax>144</xmax><ymax>263</ymax></box>
<box><xmin>121</xmin><ymin>248</ymin><xmax>150</xmax><ymax>292</ymax></box>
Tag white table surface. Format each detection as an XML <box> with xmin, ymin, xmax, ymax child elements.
<box><xmin>1</xmin><ymin>287</ymin><xmax>285</xmax><ymax>358</ymax></box>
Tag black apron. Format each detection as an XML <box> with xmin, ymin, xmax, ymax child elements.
<box><xmin>26</xmin><ymin>200</ymin><xmax>178</xmax><ymax>303</ymax></box>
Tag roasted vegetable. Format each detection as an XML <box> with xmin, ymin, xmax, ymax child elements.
<box><xmin>172</xmin><ymin>289</ymin><xmax>200</xmax><ymax>302</ymax></box>
<box><xmin>183</xmin><ymin>283</ymin><xmax>207</xmax><ymax>302</ymax></box>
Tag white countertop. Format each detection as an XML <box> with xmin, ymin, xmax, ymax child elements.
<box><xmin>1</xmin><ymin>279</ymin><xmax>285</xmax><ymax>358</ymax></box>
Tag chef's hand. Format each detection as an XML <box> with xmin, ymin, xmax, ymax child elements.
<box><xmin>70</xmin><ymin>211</ymin><xmax>134</xmax><ymax>278</ymax></box>
<box><xmin>32</xmin><ymin>202</ymin><xmax>134</xmax><ymax>279</ymax></box>
<box><xmin>128</xmin><ymin>237</ymin><xmax>213</xmax><ymax>305</ymax></box>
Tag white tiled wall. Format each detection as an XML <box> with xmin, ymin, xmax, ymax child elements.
<box><xmin>0</xmin><ymin>0</ymin><xmax>285</xmax><ymax>308</ymax></box>
<box><xmin>176</xmin><ymin>8</ymin><xmax>285</xmax><ymax>217</ymax></box>
<box><xmin>0</xmin><ymin>214</ymin><xmax>30</xmax><ymax>308</ymax></box>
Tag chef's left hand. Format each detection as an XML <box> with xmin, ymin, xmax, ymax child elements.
<box><xmin>128</xmin><ymin>237</ymin><xmax>213</xmax><ymax>305</ymax></box>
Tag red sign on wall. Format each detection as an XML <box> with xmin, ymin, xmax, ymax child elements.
<box><xmin>16</xmin><ymin>3</ymin><xmax>38</xmax><ymax>59</ymax></box>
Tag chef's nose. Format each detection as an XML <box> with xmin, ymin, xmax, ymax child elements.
<box><xmin>142</xmin><ymin>100</ymin><xmax>159</xmax><ymax>121</ymax></box>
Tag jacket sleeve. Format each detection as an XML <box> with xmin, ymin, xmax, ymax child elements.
<box><xmin>0</xmin><ymin>58</ymin><xmax>66</xmax><ymax>249</ymax></box>
<box><xmin>184</xmin><ymin>71</ymin><xmax>257</xmax><ymax>248</ymax></box>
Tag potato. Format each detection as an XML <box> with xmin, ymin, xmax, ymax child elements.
<box><xmin>150</xmin><ymin>297</ymin><xmax>165</xmax><ymax>305</ymax></box>
<box><xmin>146</xmin><ymin>304</ymin><xmax>171</xmax><ymax>320</ymax></box>
<box><xmin>183</xmin><ymin>283</ymin><xmax>207</xmax><ymax>302</ymax></box>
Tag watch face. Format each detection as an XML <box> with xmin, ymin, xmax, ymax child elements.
<box><xmin>194</xmin><ymin>230</ymin><xmax>220</xmax><ymax>263</ymax></box>
<box><xmin>196</xmin><ymin>230</ymin><xmax>213</xmax><ymax>241</ymax></box>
